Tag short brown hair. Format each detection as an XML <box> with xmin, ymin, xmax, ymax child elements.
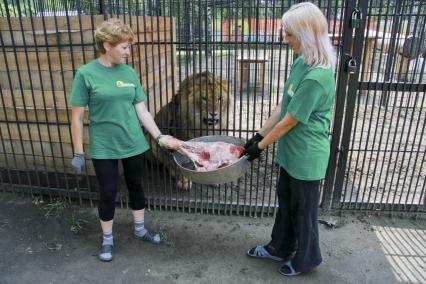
<box><xmin>94</xmin><ymin>18</ymin><xmax>134</xmax><ymax>54</ymax></box>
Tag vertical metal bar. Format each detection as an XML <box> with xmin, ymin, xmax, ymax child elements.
<box><xmin>161</xmin><ymin>0</ymin><xmax>174</xmax><ymax>212</ymax></box>
<box><xmin>0</xmin><ymin>87</ymin><xmax>16</xmax><ymax>194</ymax></box>
<box><xmin>380</xmin><ymin>0</ymin><xmax>402</xmax><ymax>106</ymax></box>
<box><xmin>196</xmin><ymin>0</ymin><xmax>201</xmax><ymax>138</ymax></box>
<box><xmin>353</xmin><ymin>1</ymin><xmax>376</xmax><ymax>210</ymax></box>
<box><xmin>328</xmin><ymin>0</ymin><xmax>347</xmax><ymax>207</ymax></box>
<box><xmin>175</xmin><ymin>0</ymin><xmax>185</xmax><ymax>212</ymax></box>
<box><xmin>147</xmin><ymin>2</ymin><xmax>162</xmax><ymax>210</ymax></box>
<box><xmin>332</xmin><ymin>0</ymin><xmax>369</xmax><ymax>209</ymax></box>
<box><xmin>323</xmin><ymin>0</ymin><xmax>354</xmax><ymax>210</ymax></box>
<box><xmin>210</xmin><ymin>0</ymin><xmax>219</xmax><ymax>215</ymax></box>
<box><xmin>203</xmin><ymin>2</ymin><xmax>210</xmax><ymax>214</ymax></box>
<box><xmin>165</xmin><ymin>0</ymin><xmax>179</xmax><ymax>212</ymax></box>
<box><xmin>243</xmin><ymin>0</ymin><xmax>252</xmax><ymax>217</ymax></box>
<box><xmin>152</xmin><ymin>2</ymin><xmax>167</xmax><ymax>209</ymax></box>
<box><xmin>183</xmin><ymin>0</ymin><xmax>192</xmax><ymax>213</ymax></box>
<box><xmin>249</xmin><ymin>0</ymin><xmax>259</xmax><ymax>217</ymax></box>
<box><xmin>232</xmin><ymin>0</ymin><xmax>242</xmax><ymax>215</ymax></box>
<box><xmin>259</xmin><ymin>0</ymin><xmax>271</xmax><ymax>218</ymax></box>
<box><xmin>99</xmin><ymin>0</ymin><xmax>104</xmax><ymax>14</ymax></box>
<box><xmin>215</xmin><ymin>1</ymin><xmax>224</xmax><ymax>215</ymax></box>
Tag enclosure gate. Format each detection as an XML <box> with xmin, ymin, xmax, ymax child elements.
<box><xmin>324</xmin><ymin>0</ymin><xmax>425</xmax><ymax>214</ymax></box>
<box><xmin>0</xmin><ymin>0</ymin><xmax>425</xmax><ymax>216</ymax></box>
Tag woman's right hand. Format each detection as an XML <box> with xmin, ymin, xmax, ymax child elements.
<box><xmin>244</xmin><ymin>133</ymin><xmax>264</xmax><ymax>149</ymax></box>
<box><xmin>71</xmin><ymin>153</ymin><xmax>85</xmax><ymax>174</ymax></box>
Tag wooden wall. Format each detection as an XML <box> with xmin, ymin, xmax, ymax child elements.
<box><xmin>0</xmin><ymin>15</ymin><xmax>176</xmax><ymax>176</ymax></box>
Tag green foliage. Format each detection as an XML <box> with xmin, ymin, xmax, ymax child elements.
<box><xmin>0</xmin><ymin>0</ymin><xmax>35</xmax><ymax>17</ymax></box>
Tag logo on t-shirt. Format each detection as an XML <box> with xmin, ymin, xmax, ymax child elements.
<box><xmin>116</xmin><ymin>81</ymin><xmax>135</xmax><ymax>88</ymax></box>
<box><xmin>287</xmin><ymin>84</ymin><xmax>294</xmax><ymax>97</ymax></box>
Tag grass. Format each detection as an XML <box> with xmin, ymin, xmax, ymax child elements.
<box><xmin>158</xmin><ymin>222</ymin><xmax>175</xmax><ymax>248</ymax></box>
<box><xmin>43</xmin><ymin>198</ymin><xmax>67</xmax><ymax>218</ymax></box>
<box><xmin>32</xmin><ymin>196</ymin><xmax>87</xmax><ymax>234</ymax></box>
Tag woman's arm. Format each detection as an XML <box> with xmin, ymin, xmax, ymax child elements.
<box><xmin>257</xmin><ymin>104</ymin><xmax>282</xmax><ymax>137</ymax></box>
<box><xmin>134</xmin><ymin>101</ymin><xmax>162</xmax><ymax>139</ymax></box>
<box><xmin>71</xmin><ymin>107</ymin><xmax>85</xmax><ymax>153</ymax></box>
<box><xmin>258</xmin><ymin>112</ymin><xmax>298</xmax><ymax>150</ymax></box>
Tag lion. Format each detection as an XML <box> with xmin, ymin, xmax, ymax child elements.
<box><xmin>149</xmin><ymin>71</ymin><xmax>230</xmax><ymax>190</ymax></box>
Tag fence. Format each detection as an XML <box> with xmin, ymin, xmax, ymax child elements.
<box><xmin>324</xmin><ymin>0</ymin><xmax>425</xmax><ymax>214</ymax></box>
<box><xmin>0</xmin><ymin>0</ymin><xmax>425</xmax><ymax>216</ymax></box>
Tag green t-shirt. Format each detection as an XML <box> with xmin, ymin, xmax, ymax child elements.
<box><xmin>69</xmin><ymin>59</ymin><xmax>150</xmax><ymax>159</ymax></box>
<box><xmin>276</xmin><ymin>57</ymin><xmax>336</xmax><ymax>180</ymax></box>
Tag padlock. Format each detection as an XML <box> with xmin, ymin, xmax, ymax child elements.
<box><xmin>351</xmin><ymin>8</ymin><xmax>362</xmax><ymax>29</ymax></box>
<box><xmin>347</xmin><ymin>58</ymin><xmax>357</xmax><ymax>74</ymax></box>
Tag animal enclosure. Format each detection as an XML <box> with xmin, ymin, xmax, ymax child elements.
<box><xmin>0</xmin><ymin>0</ymin><xmax>424</xmax><ymax>216</ymax></box>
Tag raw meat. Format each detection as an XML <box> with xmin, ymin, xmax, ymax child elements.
<box><xmin>158</xmin><ymin>136</ymin><xmax>245</xmax><ymax>171</ymax></box>
<box><xmin>178</xmin><ymin>141</ymin><xmax>245</xmax><ymax>172</ymax></box>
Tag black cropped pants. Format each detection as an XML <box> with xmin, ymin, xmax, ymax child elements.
<box><xmin>92</xmin><ymin>153</ymin><xmax>145</xmax><ymax>221</ymax></box>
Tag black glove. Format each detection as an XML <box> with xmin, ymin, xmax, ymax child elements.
<box><xmin>244</xmin><ymin>133</ymin><xmax>264</xmax><ymax>150</ymax></box>
<box><xmin>244</xmin><ymin>141</ymin><xmax>263</xmax><ymax>161</ymax></box>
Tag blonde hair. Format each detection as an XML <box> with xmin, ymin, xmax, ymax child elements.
<box><xmin>282</xmin><ymin>2</ymin><xmax>336</xmax><ymax>70</ymax></box>
<box><xmin>94</xmin><ymin>18</ymin><xmax>134</xmax><ymax>54</ymax></box>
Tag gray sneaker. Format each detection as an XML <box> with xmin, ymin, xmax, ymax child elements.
<box><xmin>134</xmin><ymin>229</ymin><xmax>161</xmax><ymax>244</ymax></box>
<box><xmin>98</xmin><ymin>244</ymin><xmax>114</xmax><ymax>262</ymax></box>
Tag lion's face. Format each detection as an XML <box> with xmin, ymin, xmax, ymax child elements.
<box><xmin>194</xmin><ymin>78</ymin><xmax>228</xmax><ymax>126</ymax></box>
<box><xmin>176</xmin><ymin>72</ymin><xmax>230</xmax><ymax>139</ymax></box>
<box><xmin>150</xmin><ymin>71</ymin><xmax>231</xmax><ymax>189</ymax></box>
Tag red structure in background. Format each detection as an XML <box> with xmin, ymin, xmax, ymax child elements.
<box><xmin>221</xmin><ymin>18</ymin><xmax>282</xmax><ymax>42</ymax></box>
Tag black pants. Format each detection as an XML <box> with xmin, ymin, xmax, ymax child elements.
<box><xmin>269</xmin><ymin>167</ymin><xmax>322</xmax><ymax>273</ymax></box>
<box><xmin>92</xmin><ymin>153</ymin><xmax>145</xmax><ymax>221</ymax></box>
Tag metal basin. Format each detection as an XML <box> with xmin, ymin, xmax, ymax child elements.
<box><xmin>173</xmin><ymin>135</ymin><xmax>249</xmax><ymax>185</ymax></box>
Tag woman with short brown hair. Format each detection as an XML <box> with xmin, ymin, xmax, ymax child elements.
<box><xmin>70</xmin><ymin>18</ymin><xmax>176</xmax><ymax>262</ymax></box>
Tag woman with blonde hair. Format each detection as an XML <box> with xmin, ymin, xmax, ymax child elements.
<box><xmin>70</xmin><ymin>18</ymin><xmax>177</xmax><ymax>262</ymax></box>
<box><xmin>244</xmin><ymin>2</ymin><xmax>336</xmax><ymax>276</ymax></box>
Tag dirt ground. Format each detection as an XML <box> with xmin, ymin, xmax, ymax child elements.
<box><xmin>0</xmin><ymin>192</ymin><xmax>425</xmax><ymax>284</ymax></box>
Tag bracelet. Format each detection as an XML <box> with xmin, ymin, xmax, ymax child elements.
<box><xmin>155</xmin><ymin>134</ymin><xmax>163</xmax><ymax>144</ymax></box>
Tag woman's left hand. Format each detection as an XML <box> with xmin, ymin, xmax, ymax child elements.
<box><xmin>158</xmin><ymin>135</ymin><xmax>184</xmax><ymax>150</ymax></box>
